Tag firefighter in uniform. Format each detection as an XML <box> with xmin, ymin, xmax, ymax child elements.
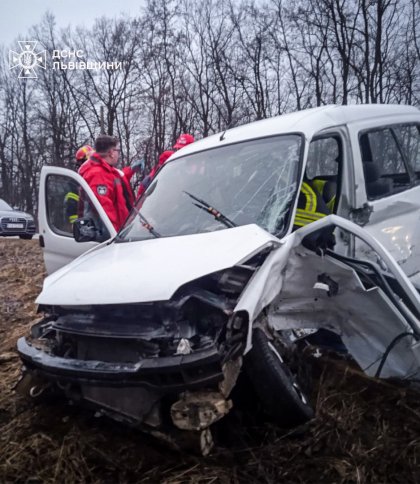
<box><xmin>64</xmin><ymin>145</ymin><xmax>94</xmax><ymax>227</ymax></box>
<box><xmin>310</xmin><ymin>179</ymin><xmax>336</xmax><ymax>212</ymax></box>
<box><xmin>294</xmin><ymin>179</ymin><xmax>331</xmax><ymax>228</ymax></box>
<box><xmin>294</xmin><ymin>177</ymin><xmax>335</xmax><ymax>250</ymax></box>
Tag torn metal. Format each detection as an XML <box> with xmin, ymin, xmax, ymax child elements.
<box><xmin>235</xmin><ymin>215</ymin><xmax>420</xmax><ymax>379</ymax></box>
<box><xmin>17</xmin><ymin>216</ymin><xmax>420</xmax><ymax>454</ymax></box>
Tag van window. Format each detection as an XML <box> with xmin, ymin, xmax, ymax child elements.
<box><xmin>306</xmin><ymin>137</ymin><xmax>340</xmax><ymax>180</ymax></box>
<box><xmin>364</xmin><ymin>129</ymin><xmax>407</xmax><ymax>176</ymax></box>
<box><xmin>393</xmin><ymin>124</ymin><xmax>420</xmax><ymax>176</ymax></box>
<box><xmin>304</xmin><ymin>136</ymin><xmax>341</xmax><ymax>214</ymax></box>
<box><xmin>359</xmin><ymin>128</ymin><xmax>410</xmax><ymax>199</ymax></box>
<box><xmin>46</xmin><ymin>174</ymin><xmax>110</xmax><ymax>239</ymax></box>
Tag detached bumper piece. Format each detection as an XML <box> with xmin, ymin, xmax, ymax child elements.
<box><xmin>17</xmin><ymin>337</ymin><xmax>224</xmax><ymax>391</ymax></box>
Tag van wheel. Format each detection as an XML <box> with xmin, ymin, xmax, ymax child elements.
<box><xmin>245</xmin><ymin>327</ymin><xmax>314</xmax><ymax>427</ymax></box>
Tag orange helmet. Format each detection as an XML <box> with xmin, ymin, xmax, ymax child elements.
<box><xmin>75</xmin><ymin>145</ymin><xmax>94</xmax><ymax>163</ymax></box>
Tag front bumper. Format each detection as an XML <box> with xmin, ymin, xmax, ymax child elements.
<box><xmin>0</xmin><ymin>218</ymin><xmax>36</xmax><ymax>236</ymax></box>
<box><xmin>17</xmin><ymin>337</ymin><xmax>224</xmax><ymax>391</ymax></box>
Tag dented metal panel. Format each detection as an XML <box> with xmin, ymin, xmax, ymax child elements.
<box><xmin>361</xmin><ymin>192</ymin><xmax>420</xmax><ymax>278</ymax></box>
<box><xmin>235</xmin><ymin>215</ymin><xmax>420</xmax><ymax>379</ymax></box>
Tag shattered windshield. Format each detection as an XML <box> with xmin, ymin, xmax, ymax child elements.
<box><xmin>117</xmin><ymin>135</ymin><xmax>302</xmax><ymax>242</ymax></box>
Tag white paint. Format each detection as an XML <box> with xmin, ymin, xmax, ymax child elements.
<box><xmin>37</xmin><ymin>223</ymin><xmax>279</xmax><ymax>305</ymax></box>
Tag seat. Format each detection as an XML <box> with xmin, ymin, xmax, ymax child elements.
<box><xmin>363</xmin><ymin>161</ymin><xmax>392</xmax><ymax>199</ymax></box>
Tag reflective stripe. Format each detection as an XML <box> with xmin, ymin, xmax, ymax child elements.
<box><xmin>295</xmin><ymin>209</ymin><xmax>325</xmax><ymax>227</ymax></box>
<box><xmin>69</xmin><ymin>214</ymin><xmax>78</xmax><ymax>223</ymax></box>
<box><xmin>65</xmin><ymin>191</ymin><xmax>79</xmax><ymax>202</ymax></box>
<box><xmin>326</xmin><ymin>196</ymin><xmax>336</xmax><ymax>212</ymax></box>
<box><xmin>295</xmin><ymin>209</ymin><xmax>325</xmax><ymax>221</ymax></box>
<box><xmin>295</xmin><ymin>181</ymin><xmax>327</xmax><ymax>228</ymax></box>
<box><xmin>311</xmin><ymin>179</ymin><xmax>326</xmax><ymax>194</ymax></box>
<box><xmin>311</xmin><ymin>179</ymin><xmax>336</xmax><ymax>211</ymax></box>
<box><xmin>300</xmin><ymin>182</ymin><xmax>316</xmax><ymax>212</ymax></box>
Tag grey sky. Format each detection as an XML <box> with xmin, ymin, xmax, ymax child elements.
<box><xmin>0</xmin><ymin>0</ymin><xmax>144</xmax><ymax>46</ymax></box>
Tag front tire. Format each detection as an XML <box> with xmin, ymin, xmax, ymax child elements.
<box><xmin>245</xmin><ymin>328</ymin><xmax>314</xmax><ymax>427</ymax></box>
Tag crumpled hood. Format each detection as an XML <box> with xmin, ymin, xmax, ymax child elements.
<box><xmin>37</xmin><ymin>224</ymin><xmax>280</xmax><ymax>306</ymax></box>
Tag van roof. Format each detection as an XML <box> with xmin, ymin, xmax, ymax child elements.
<box><xmin>172</xmin><ymin>104</ymin><xmax>420</xmax><ymax>158</ymax></box>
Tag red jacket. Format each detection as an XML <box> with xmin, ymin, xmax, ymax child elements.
<box><xmin>79</xmin><ymin>154</ymin><xmax>135</xmax><ymax>231</ymax></box>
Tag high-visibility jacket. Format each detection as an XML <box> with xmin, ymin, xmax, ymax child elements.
<box><xmin>79</xmin><ymin>154</ymin><xmax>135</xmax><ymax>231</ymax></box>
<box><xmin>311</xmin><ymin>179</ymin><xmax>336</xmax><ymax>212</ymax></box>
<box><xmin>294</xmin><ymin>181</ymin><xmax>330</xmax><ymax>228</ymax></box>
<box><xmin>64</xmin><ymin>191</ymin><xmax>79</xmax><ymax>224</ymax></box>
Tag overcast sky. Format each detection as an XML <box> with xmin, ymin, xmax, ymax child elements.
<box><xmin>0</xmin><ymin>0</ymin><xmax>144</xmax><ymax>47</ymax></box>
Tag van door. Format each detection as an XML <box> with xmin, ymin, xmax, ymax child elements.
<box><xmin>38</xmin><ymin>166</ymin><xmax>117</xmax><ymax>274</ymax></box>
<box><xmin>350</xmin><ymin>120</ymin><xmax>420</xmax><ymax>281</ymax></box>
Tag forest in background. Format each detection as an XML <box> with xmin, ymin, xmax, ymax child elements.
<box><xmin>0</xmin><ymin>0</ymin><xmax>419</xmax><ymax>213</ymax></box>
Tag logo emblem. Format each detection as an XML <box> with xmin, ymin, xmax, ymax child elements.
<box><xmin>97</xmin><ymin>185</ymin><xmax>108</xmax><ymax>196</ymax></box>
<box><xmin>9</xmin><ymin>41</ymin><xmax>46</xmax><ymax>79</ymax></box>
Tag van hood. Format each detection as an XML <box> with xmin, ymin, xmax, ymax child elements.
<box><xmin>37</xmin><ymin>224</ymin><xmax>280</xmax><ymax>306</ymax></box>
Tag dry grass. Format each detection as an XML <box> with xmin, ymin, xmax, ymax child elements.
<box><xmin>1</xmin><ymin>239</ymin><xmax>420</xmax><ymax>483</ymax></box>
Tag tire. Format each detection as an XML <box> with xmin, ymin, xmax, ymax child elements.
<box><xmin>19</xmin><ymin>234</ymin><xmax>33</xmax><ymax>240</ymax></box>
<box><xmin>245</xmin><ymin>327</ymin><xmax>314</xmax><ymax>427</ymax></box>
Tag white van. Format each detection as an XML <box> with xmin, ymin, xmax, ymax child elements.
<box><xmin>18</xmin><ymin>104</ymin><xmax>420</xmax><ymax>454</ymax></box>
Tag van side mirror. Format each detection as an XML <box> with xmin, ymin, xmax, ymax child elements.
<box><xmin>73</xmin><ymin>217</ymin><xmax>100</xmax><ymax>242</ymax></box>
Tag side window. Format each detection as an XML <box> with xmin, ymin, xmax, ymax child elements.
<box><xmin>305</xmin><ymin>136</ymin><xmax>341</xmax><ymax>214</ymax></box>
<box><xmin>46</xmin><ymin>174</ymin><xmax>110</xmax><ymax>240</ymax></box>
<box><xmin>306</xmin><ymin>137</ymin><xmax>340</xmax><ymax>179</ymax></box>
<box><xmin>359</xmin><ymin>128</ymin><xmax>410</xmax><ymax>200</ymax></box>
<box><xmin>363</xmin><ymin>129</ymin><xmax>407</xmax><ymax>175</ymax></box>
<box><xmin>393</xmin><ymin>124</ymin><xmax>420</xmax><ymax>176</ymax></box>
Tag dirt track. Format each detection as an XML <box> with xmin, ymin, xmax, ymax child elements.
<box><xmin>1</xmin><ymin>239</ymin><xmax>420</xmax><ymax>483</ymax></box>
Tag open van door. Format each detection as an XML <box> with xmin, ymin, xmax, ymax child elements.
<box><xmin>38</xmin><ymin>166</ymin><xmax>117</xmax><ymax>274</ymax></box>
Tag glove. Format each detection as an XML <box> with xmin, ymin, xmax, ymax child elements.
<box><xmin>130</xmin><ymin>158</ymin><xmax>145</xmax><ymax>173</ymax></box>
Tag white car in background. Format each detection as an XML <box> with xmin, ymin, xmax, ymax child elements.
<box><xmin>18</xmin><ymin>104</ymin><xmax>420</xmax><ymax>454</ymax></box>
<box><xmin>0</xmin><ymin>198</ymin><xmax>36</xmax><ymax>239</ymax></box>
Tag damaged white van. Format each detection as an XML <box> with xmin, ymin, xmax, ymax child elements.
<box><xmin>17</xmin><ymin>105</ymin><xmax>420</xmax><ymax>454</ymax></box>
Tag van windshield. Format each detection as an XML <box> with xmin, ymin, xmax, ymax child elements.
<box><xmin>117</xmin><ymin>135</ymin><xmax>302</xmax><ymax>242</ymax></box>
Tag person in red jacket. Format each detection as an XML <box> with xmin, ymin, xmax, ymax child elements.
<box><xmin>137</xmin><ymin>150</ymin><xmax>174</xmax><ymax>199</ymax></box>
<box><xmin>173</xmin><ymin>133</ymin><xmax>194</xmax><ymax>150</ymax></box>
<box><xmin>79</xmin><ymin>135</ymin><xmax>135</xmax><ymax>231</ymax></box>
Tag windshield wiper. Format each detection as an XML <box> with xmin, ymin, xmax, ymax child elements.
<box><xmin>131</xmin><ymin>206</ymin><xmax>161</xmax><ymax>238</ymax></box>
<box><xmin>183</xmin><ymin>191</ymin><xmax>237</xmax><ymax>228</ymax></box>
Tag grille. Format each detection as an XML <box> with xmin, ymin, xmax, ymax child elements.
<box><xmin>0</xmin><ymin>217</ymin><xmax>27</xmax><ymax>232</ymax></box>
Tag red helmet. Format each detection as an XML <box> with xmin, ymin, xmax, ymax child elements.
<box><xmin>75</xmin><ymin>145</ymin><xmax>94</xmax><ymax>163</ymax></box>
<box><xmin>173</xmin><ymin>134</ymin><xmax>194</xmax><ymax>150</ymax></box>
<box><xmin>158</xmin><ymin>150</ymin><xmax>175</xmax><ymax>166</ymax></box>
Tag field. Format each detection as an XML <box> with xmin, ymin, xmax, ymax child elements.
<box><xmin>1</xmin><ymin>239</ymin><xmax>420</xmax><ymax>483</ymax></box>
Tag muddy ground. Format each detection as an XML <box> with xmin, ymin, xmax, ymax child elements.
<box><xmin>0</xmin><ymin>239</ymin><xmax>420</xmax><ymax>483</ymax></box>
